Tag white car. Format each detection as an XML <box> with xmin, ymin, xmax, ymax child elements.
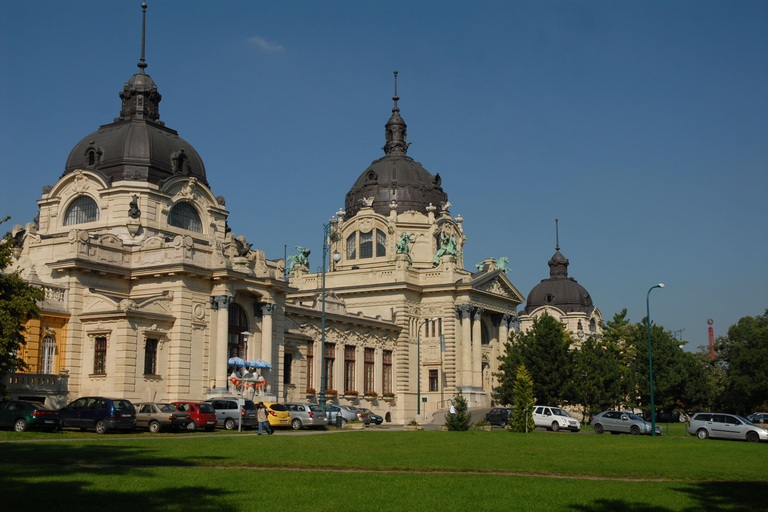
<box><xmin>533</xmin><ymin>406</ymin><xmax>580</xmax><ymax>432</ymax></box>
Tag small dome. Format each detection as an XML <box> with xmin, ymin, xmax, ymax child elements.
<box><xmin>524</xmin><ymin>248</ymin><xmax>594</xmax><ymax>314</ymax></box>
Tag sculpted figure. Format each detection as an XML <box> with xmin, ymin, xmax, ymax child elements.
<box><xmin>395</xmin><ymin>232</ymin><xmax>416</xmax><ymax>262</ymax></box>
<box><xmin>287</xmin><ymin>246</ymin><xmax>311</xmax><ymax>272</ymax></box>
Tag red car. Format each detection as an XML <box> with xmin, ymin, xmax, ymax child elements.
<box><xmin>170</xmin><ymin>401</ymin><xmax>217</xmax><ymax>432</ymax></box>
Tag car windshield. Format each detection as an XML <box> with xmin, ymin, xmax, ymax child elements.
<box><xmin>626</xmin><ymin>413</ymin><xmax>643</xmax><ymax>421</ymax></box>
<box><xmin>309</xmin><ymin>405</ymin><xmax>324</xmax><ymax>412</ymax></box>
<box><xmin>157</xmin><ymin>404</ymin><xmax>175</xmax><ymax>413</ymax></box>
<box><xmin>242</xmin><ymin>401</ymin><xmax>257</xmax><ymax>411</ymax></box>
<box><xmin>113</xmin><ymin>400</ymin><xmax>132</xmax><ymax>411</ymax></box>
<box><xmin>198</xmin><ymin>404</ymin><xmax>215</xmax><ymax>413</ymax></box>
<box><xmin>553</xmin><ymin>408</ymin><xmax>571</xmax><ymax>417</ymax></box>
<box><xmin>269</xmin><ymin>404</ymin><xmax>289</xmax><ymax>412</ymax></box>
<box><xmin>736</xmin><ymin>416</ymin><xmax>755</xmax><ymax>426</ymax></box>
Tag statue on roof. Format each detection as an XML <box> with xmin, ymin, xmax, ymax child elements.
<box><xmin>395</xmin><ymin>232</ymin><xmax>416</xmax><ymax>263</ymax></box>
<box><xmin>287</xmin><ymin>246</ymin><xmax>311</xmax><ymax>272</ymax></box>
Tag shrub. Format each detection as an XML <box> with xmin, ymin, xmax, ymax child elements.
<box><xmin>445</xmin><ymin>390</ymin><xmax>472</xmax><ymax>431</ymax></box>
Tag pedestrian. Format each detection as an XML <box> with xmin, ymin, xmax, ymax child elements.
<box><xmin>449</xmin><ymin>403</ymin><xmax>456</xmax><ymax>416</ymax></box>
<box><xmin>257</xmin><ymin>402</ymin><xmax>273</xmax><ymax>435</ymax></box>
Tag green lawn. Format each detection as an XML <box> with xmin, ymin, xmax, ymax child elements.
<box><xmin>1</xmin><ymin>429</ymin><xmax>765</xmax><ymax>511</ymax></box>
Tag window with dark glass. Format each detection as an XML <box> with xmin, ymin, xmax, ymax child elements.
<box><xmin>324</xmin><ymin>343</ymin><xmax>335</xmax><ymax>390</ymax></box>
<box><xmin>168</xmin><ymin>202</ymin><xmax>202</xmax><ymax>233</ymax></box>
<box><xmin>64</xmin><ymin>196</ymin><xmax>99</xmax><ymax>226</ymax></box>
<box><xmin>360</xmin><ymin>231</ymin><xmax>373</xmax><ymax>258</ymax></box>
<box><xmin>382</xmin><ymin>349</ymin><xmax>392</xmax><ymax>394</ymax></box>
<box><xmin>429</xmin><ymin>369</ymin><xmax>439</xmax><ymax>392</ymax></box>
<box><xmin>144</xmin><ymin>338</ymin><xmax>158</xmax><ymax>375</ymax></box>
<box><xmin>284</xmin><ymin>353</ymin><xmax>292</xmax><ymax>385</ymax></box>
<box><xmin>94</xmin><ymin>336</ymin><xmax>107</xmax><ymax>375</ymax></box>
<box><xmin>228</xmin><ymin>303</ymin><xmax>248</xmax><ymax>359</ymax></box>
<box><xmin>376</xmin><ymin>229</ymin><xmax>386</xmax><ymax>257</ymax></box>
<box><xmin>364</xmin><ymin>348</ymin><xmax>375</xmax><ymax>394</ymax></box>
<box><xmin>344</xmin><ymin>345</ymin><xmax>355</xmax><ymax>393</ymax></box>
<box><xmin>346</xmin><ymin>233</ymin><xmax>357</xmax><ymax>259</ymax></box>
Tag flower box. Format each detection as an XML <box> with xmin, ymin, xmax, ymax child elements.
<box><xmin>403</xmin><ymin>424</ymin><xmax>423</xmax><ymax>431</ymax></box>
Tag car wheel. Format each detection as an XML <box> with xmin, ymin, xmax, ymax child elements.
<box><xmin>187</xmin><ymin>421</ymin><xmax>198</xmax><ymax>432</ymax></box>
<box><xmin>340</xmin><ymin>418</ymin><xmax>348</xmax><ymax>428</ymax></box>
<box><xmin>224</xmin><ymin>418</ymin><xmax>236</xmax><ymax>430</ymax></box>
<box><xmin>696</xmin><ymin>428</ymin><xmax>709</xmax><ymax>440</ymax></box>
<box><xmin>13</xmin><ymin>419</ymin><xmax>28</xmax><ymax>432</ymax></box>
<box><xmin>551</xmin><ymin>422</ymin><xmax>560</xmax><ymax>432</ymax></box>
<box><xmin>149</xmin><ymin>421</ymin><xmax>161</xmax><ymax>433</ymax></box>
<box><xmin>291</xmin><ymin>418</ymin><xmax>302</xmax><ymax>430</ymax></box>
<box><xmin>746</xmin><ymin>431</ymin><xmax>759</xmax><ymax>443</ymax></box>
<box><xmin>593</xmin><ymin>423</ymin><xmax>604</xmax><ymax>434</ymax></box>
<box><xmin>630</xmin><ymin>425</ymin><xmax>640</xmax><ymax>435</ymax></box>
<box><xmin>95</xmin><ymin>420</ymin><xmax>108</xmax><ymax>434</ymax></box>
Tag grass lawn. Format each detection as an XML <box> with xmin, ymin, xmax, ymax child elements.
<box><xmin>1</xmin><ymin>429</ymin><xmax>765</xmax><ymax>511</ymax></box>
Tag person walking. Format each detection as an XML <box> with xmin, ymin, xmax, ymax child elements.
<box><xmin>257</xmin><ymin>402</ymin><xmax>273</xmax><ymax>435</ymax></box>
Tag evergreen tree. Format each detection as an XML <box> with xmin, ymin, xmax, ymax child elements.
<box><xmin>445</xmin><ymin>389</ymin><xmax>472</xmax><ymax>431</ymax></box>
<box><xmin>600</xmin><ymin>309</ymin><xmax>636</xmax><ymax>409</ymax></box>
<box><xmin>572</xmin><ymin>335</ymin><xmax>623</xmax><ymax>422</ymax></box>
<box><xmin>511</xmin><ymin>365</ymin><xmax>535</xmax><ymax>433</ymax></box>
<box><xmin>0</xmin><ymin>217</ymin><xmax>45</xmax><ymax>397</ymax></box>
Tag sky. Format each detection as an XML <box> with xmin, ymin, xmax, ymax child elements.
<box><xmin>1</xmin><ymin>1</ymin><xmax>766</xmax><ymax>351</ymax></box>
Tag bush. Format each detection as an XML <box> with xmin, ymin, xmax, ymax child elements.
<box><xmin>445</xmin><ymin>390</ymin><xmax>472</xmax><ymax>431</ymax></box>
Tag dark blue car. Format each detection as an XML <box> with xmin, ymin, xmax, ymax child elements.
<box><xmin>58</xmin><ymin>397</ymin><xmax>136</xmax><ymax>434</ymax></box>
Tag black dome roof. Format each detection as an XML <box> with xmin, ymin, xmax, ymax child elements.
<box><xmin>344</xmin><ymin>72</ymin><xmax>446</xmax><ymax>218</ymax></box>
<box><xmin>524</xmin><ymin>248</ymin><xmax>594</xmax><ymax>315</ymax></box>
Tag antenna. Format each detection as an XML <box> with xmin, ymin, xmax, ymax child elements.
<box><xmin>138</xmin><ymin>3</ymin><xmax>148</xmax><ymax>72</ymax></box>
<box><xmin>392</xmin><ymin>70</ymin><xmax>399</xmax><ymax>112</ymax></box>
<box><xmin>555</xmin><ymin>218</ymin><xmax>559</xmax><ymax>251</ymax></box>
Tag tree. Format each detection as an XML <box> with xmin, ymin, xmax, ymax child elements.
<box><xmin>715</xmin><ymin>310</ymin><xmax>768</xmax><ymax>415</ymax></box>
<box><xmin>600</xmin><ymin>309</ymin><xmax>636</xmax><ymax>409</ymax></box>
<box><xmin>445</xmin><ymin>389</ymin><xmax>472</xmax><ymax>431</ymax></box>
<box><xmin>0</xmin><ymin>217</ymin><xmax>45</xmax><ymax>397</ymax></box>
<box><xmin>511</xmin><ymin>365</ymin><xmax>535</xmax><ymax>433</ymax></box>
<box><xmin>572</xmin><ymin>335</ymin><xmax>623</xmax><ymax>422</ymax></box>
<box><xmin>494</xmin><ymin>312</ymin><xmax>574</xmax><ymax>406</ymax></box>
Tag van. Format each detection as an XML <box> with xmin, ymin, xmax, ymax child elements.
<box><xmin>58</xmin><ymin>397</ymin><xmax>136</xmax><ymax>434</ymax></box>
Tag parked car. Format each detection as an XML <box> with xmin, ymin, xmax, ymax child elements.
<box><xmin>170</xmin><ymin>401</ymin><xmax>218</xmax><ymax>432</ymax></box>
<box><xmin>285</xmin><ymin>402</ymin><xmax>328</xmax><ymax>430</ymax></box>
<box><xmin>321</xmin><ymin>404</ymin><xmax>371</xmax><ymax>427</ymax></box>
<box><xmin>533</xmin><ymin>406</ymin><xmax>580</xmax><ymax>432</ymax></box>
<box><xmin>0</xmin><ymin>400</ymin><xmax>62</xmax><ymax>432</ymax></box>
<box><xmin>357</xmin><ymin>407</ymin><xmax>383</xmax><ymax>425</ymax></box>
<box><xmin>204</xmin><ymin>398</ymin><xmax>258</xmax><ymax>430</ymax></box>
<box><xmin>134</xmin><ymin>402</ymin><xmax>191</xmax><ymax>432</ymax></box>
<box><xmin>58</xmin><ymin>397</ymin><xmax>136</xmax><ymax>434</ymax></box>
<box><xmin>591</xmin><ymin>410</ymin><xmax>662</xmax><ymax>436</ymax></box>
<box><xmin>747</xmin><ymin>412</ymin><xmax>768</xmax><ymax>428</ymax></box>
<box><xmin>263</xmin><ymin>402</ymin><xmax>291</xmax><ymax>429</ymax></box>
<box><xmin>485</xmin><ymin>407</ymin><xmax>512</xmax><ymax>427</ymax></box>
<box><xmin>687</xmin><ymin>412</ymin><xmax>768</xmax><ymax>443</ymax></box>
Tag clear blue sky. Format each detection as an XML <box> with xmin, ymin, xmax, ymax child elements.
<box><xmin>2</xmin><ymin>1</ymin><xmax>766</xmax><ymax>350</ymax></box>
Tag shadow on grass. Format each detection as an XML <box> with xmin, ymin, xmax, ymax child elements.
<box><xmin>572</xmin><ymin>481</ymin><xmax>768</xmax><ymax>512</ymax></box>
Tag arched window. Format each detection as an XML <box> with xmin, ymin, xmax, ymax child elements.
<box><xmin>376</xmin><ymin>229</ymin><xmax>386</xmax><ymax>257</ymax></box>
<box><xmin>64</xmin><ymin>196</ymin><xmax>99</xmax><ymax>226</ymax></box>
<box><xmin>228</xmin><ymin>303</ymin><xmax>249</xmax><ymax>359</ymax></box>
<box><xmin>346</xmin><ymin>233</ymin><xmax>357</xmax><ymax>260</ymax></box>
<box><xmin>168</xmin><ymin>202</ymin><xmax>202</xmax><ymax>233</ymax></box>
<box><xmin>41</xmin><ymin>336</ymin><xmax>55</xmax><ymax>374</ymax></box>
<box><xmin>360</xmin><ymin>231</ymin><xmax>373</xmax><ymax>258</ymax></box>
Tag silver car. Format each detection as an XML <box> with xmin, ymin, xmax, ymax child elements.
<box><xmin>591</xmin><ymin>410</ymin><xmax>663</xmax><ymax>436</ymax></box>
<box><xmin>204</xmin><ymin>398</ymin><xmax>258</xmax><ymax>430</ymax></box>
<box><xmin>687</xmin><ymin>412</ymin><xmax>768</xmax><ymax>443</ymax></box>
<box><xmin>285</xmin><ymin>403</ymin><xmax>328</xmax><ymax>430</ymax></box>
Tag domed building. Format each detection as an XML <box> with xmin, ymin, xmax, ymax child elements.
<box><xmin>288</xmin><ymin>73</ymin><xmax>524</xmax><ymax>420</ymax></box>
<box><xmin>517</xmin><ymin>223</ymin><xmax>602</xmax><ymax>343</ymax></box>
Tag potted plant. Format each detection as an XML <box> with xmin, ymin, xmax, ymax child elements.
<box><xmin>403</xmin><ymin>419</ymin><xmax>423</xmax><ymax>431</ymax></box>
<box><xmin>325</xmin><ymin>389</ymin><xmax>338</xmax><ymax>397</ymax></box>
<box><xmin>473</xmin><ymin>419</ymin><xmax>493</xmax><ymax>431</ymax></box>
<box><xmin>306</xmin><ymin>387</ymin><xmax>316</xmax><ymax>395</ymax></box>
<box><xmin>345</xmin><ymin>390</ymin><xmax>359</xmax><ymax>398</ymax></box>
<box><xmin>363</xmin><ymin>391</ymin><xmax>378</xmax><ymax>400</ymax></box>
<box><xmin>347</xmin><ymin>418</ymin><xmax>365</xmax><ymax>430</ymax></box>
<box><xmin>382</xmin><ymin>392</ymin><xmax>396</xmax><ymax>401</ymax></box>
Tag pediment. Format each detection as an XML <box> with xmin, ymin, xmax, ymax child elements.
<box><xmin>472</xmin><ymin>271</ymin><xmax>525</xmax><ymax>304</ymax></box>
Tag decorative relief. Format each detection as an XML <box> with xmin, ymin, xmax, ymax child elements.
<box><xmin>193</xmin><ymin>303</ymin><xmax>206</xmax><ymax>320</ymax></box>
<box><xmin>477</xmin><ymin>278</ymin><xmax>512</xmax><ymax>298</ymax></box>
<box><xmin>358</xmin><ymin>218</ymin><xmax>374</xmax><ymax>233</ymax></box>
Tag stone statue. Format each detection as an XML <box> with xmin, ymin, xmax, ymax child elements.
<box><xmin>433</xmin><ymin>234</ymin><xmax>458</xmax><ymax>266</ymax></box>
<box><xmin>395</xmin><ymin>232</ymin><xmax>416</xmax><ymax>262</ymax></box>
<box><xmin>496</xmin><ymin>256</ymin><xmax>511</xmax><ymax>274</ymax></box>
<box><xmin>128</xmin><ymin>195</ymin><xmax>141</xmax><ymax>219</ymax></box>
<box><xmin>287</xmin><ymin>246</ymin><xmax>311</xmax><ymax>272</ymax></box>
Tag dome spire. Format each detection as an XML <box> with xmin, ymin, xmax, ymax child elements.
<box><xmin>555</xmin><ymin>217</ymin><xmax>560</xmax><ymax>251</ymax></box>
<box><xmin>548</xmin><ymin>218</ymin><xmax>569</xmax><ymax>278</ymax></box>
<box><xmin>138</xmin><ymin>3</ymin><xmax>148</xmax><ymax>72</ymax></box>
<box><xmin>383</xmin><ymin>70</ymin><xmax>409</xmax><ymax>155</ymax></box>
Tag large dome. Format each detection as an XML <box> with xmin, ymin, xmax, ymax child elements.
<box><xmin>63</xmin><ymin>48</ymin><xmax>207</xmax><ymax>186</ymax></box>
<box><xmin>524</xmin><ymin>248</ymin><xmax>594</xmax><ymax>315</ymax></box>
<box><xmin>344</xmin><ymin>72</ymin><xmax>446</xmax><ymax>218</ymax></box>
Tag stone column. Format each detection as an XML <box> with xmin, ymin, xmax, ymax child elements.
<box><xmin>457</xmin><ymin>305</ymin><xmax>472</xmax><ymax>388</ymax></box>
<box><xmin>261</xmin><ymin>303</ymin><xmax>275</xmax><ymax>390</ymax></box>
<box><xmin>499</xmin><ymin>314</ymin><xmax>511</xmax><ymax>359</ymax></box>
<box><xmin>472</xmin><ymin>307</ymin><xmax>484</xmax><ymax>388</ymax></box>
<box><xmin>209</xmin><ymin>295</ymin><xmax>232</xmax><ymax>393</ymax></box>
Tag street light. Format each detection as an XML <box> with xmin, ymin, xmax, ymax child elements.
<box><xmin>647</xmin><ymin>283</ymin><xmax>664</xmax><ymax>437</ymax></box>
<box><xmin>319</xmin><ymin>214</ymin><xmax>343</xmax><ymax>409</ymax></box>
<box><xmin>417</xmin><ymin>317</ymin><xmax>439</xmax><ymax>417</ymax></box>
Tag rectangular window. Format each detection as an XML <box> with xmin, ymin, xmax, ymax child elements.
<box><xmin>284</xmin><ymin>352</ymin><xmax>293</xmax><ymax>385</ymax></box>
<box><xmin>360</xmin><ymin>231</ymin><xmax>373</xmax><ymax>258</ymax></box>
<box><xmin>376</xmin><ymin>229</ymin><xmax>386</xmax><ymax>257</ymax></box>
<box><xmin>429</xmin><ymin>369</ymin><xmax>439</xmax><ymax>392</ymax></box>
<box><xmin>94</xmin><ymin>336</ymin><xmax>107</xmax><ymax>375</ymax></box>
<box><xmin>346</xmin><ymin>233</ymin><xmax>357</xmax><ymax>259</ymax></box>
<box><xmin>324</xmin><ymin>343</ymin><xmax>335</xmax><ymax>391</ymax></box>
<box><xmin>382</xmin><ymin>349</ymin><xmax>392</xmax><ymax>394</ymax></box>
<box><xmin>307</xmin><ymin>342</ymin><xmax>314</xmax><ymax>390</ymax></box>
<box><xmin>41</xmin><ymin>336</ymin><xmax>55</xmax><ymax>375</ymax></box>
<box><xmin>344</xmin><ymin>345</ymin><xmax>355</xmax><ymax>393</ymax></box>
<box><xmin>364</xmin><ymin>348</ymin><xmax>375</xmax><ymax>394</ymax></box>
<box><xmin>144</xmin><ymin>338</ymin><xmax>158</xmax><ymax>375</ymax></box>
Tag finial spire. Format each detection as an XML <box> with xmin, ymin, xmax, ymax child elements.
<box><xmin>383</xmin><ymin>70</ymin><xmax>408</xmax><ymax>155</ymax></box>
<box><xmin>555</xmin><ymin>218</ymin><xmax>559</xmax><ymax>251</ymax></box>
<box><xmin>138</xmin><ymin>3</ymin><xmax>148</xmax><ymax>72</ymax></box>
<box><xmin>392</xmin><ymin>70</ymin><xmax>400</xmax><ymax>113</ymax></box>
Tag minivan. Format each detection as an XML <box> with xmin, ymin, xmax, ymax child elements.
<box><xmin>58</xmin><ymin>397</ymin><xmax>136</xmax><ymax>434</ymax></box>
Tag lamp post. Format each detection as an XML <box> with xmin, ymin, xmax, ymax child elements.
<box><xmin>647</xmin><ymin>283</ymin><xmax>664</xmax><ymax>437</ymax></box>
<box><xmin>417</xmin><ymin>317</ymin><xmax>439</xmax><ymax>417</ymax></box>
<box><xmin>318</xmin><ymin>214</ymin><xmax>343</xmax><ymax>410</ymax></box>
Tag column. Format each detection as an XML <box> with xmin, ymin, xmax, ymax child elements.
<box><xmin>457</xmin><ymin>305</ymin><xmax>472</xmax><ymax>388</ymax></box>
<box><xmin>261</xmin><ymin>303</ymin><xmax>275</xmax><ymax>390</ymax></box>
<box><xmin>209</xmin><ymin>295</ymin><xmax>232</xmax><ymax>392</ymax></box>
<box><xmin>499</xmin><ymin>314</ymin><xmax>511</xmax><ymax>359</ymax></box>
<box><xmin>472</xmin><ymin>307</ymin><xmax>484</xmax><ymax>388</ymax></box>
